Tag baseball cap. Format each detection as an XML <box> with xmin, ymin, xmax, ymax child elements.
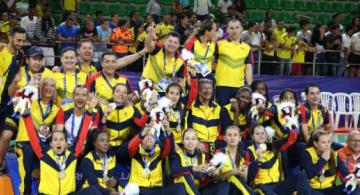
<box><xmin>28</xmin><ymin>46</ymin><xmax>44</xmax><ymax>58</ymax></box>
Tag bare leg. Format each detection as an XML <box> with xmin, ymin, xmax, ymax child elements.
<box><xmin>0</xmin><ymin>130</ymin><xmax>14</xmax><ymax>174</ymax></box>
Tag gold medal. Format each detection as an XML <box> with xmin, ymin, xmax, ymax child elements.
<box><xmin>319</xmin><ymin>174</ymin><xmax>325</xmax><ymax>183</ymax></box>
<box><xmin>59</xmin><ymin>171</ymin><xmax>66</xmax><ymax>179</ymax></box>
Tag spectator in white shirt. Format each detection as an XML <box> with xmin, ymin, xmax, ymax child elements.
<box><xmin>20</xmin><ymin>6</ymin><xmax>38</xmax><ymax>47</ymax></box>
<box><xmin>217</xmin><ymin>0</ymin><xmax>232</xmax><ymax>18</ymax></box>
<box><xmin>193</xmin><ymin>0</ymin><xmax>213</xmax><ymax>21</ymax></box>
<box><xmin>350</xmin><ymin>29</ymin><xmax>360</xmax><ymax>77</ymax></box>
<box><xmin>340</xmin><ymin>25</ymin><xmax>353</xmax><ymax>76</ymax></box>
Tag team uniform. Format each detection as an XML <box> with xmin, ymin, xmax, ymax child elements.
<box><xmin>86</xmin><ymin>71</ymin><xmax>132</xmax><ymax>102</ymax></box>
<box><xmin>98</xmin><ymin>104</ymin><xmax>148</xmax><ymax>148</ymax></box>
<box><xmin>0</xmin><ymin>47</ymin><xmax>24</xmax><ymax>133</ymax></box>
<box><xmin>187</xmin><ymin>99</ymin><xmax>221</xmax><ymax>156</ymax></box>
<box><xmin>170</xmin><ymin>148</ymin><xmax>206</xmax><ymax>195</ymax></box>
<box><xmin>215</xmin><ymin>39</ymin><xmax>253</xmax><ymax>106</ymax></box>
<box><xmin>16</xmin><ymin>66</ymin><xmax>53</xmax><ymax>90</ymax></box>
<box><xmin>220</xmin><ymin>103</ymin><xmax>250</xmax><ymax>139</ymax></box>
<box><xmin>142</xmin><ymin>44</ymin><xmax>184</xmax><ymax>90</ymax></box>
<box><xmin>155</xmin><ymin>23</ymin><xmax>174</xmax><ymax>44</ymax></box>
<box><xmin>15</xmin><ymin>100</ymin><xmax>59</xmax><ymax>193</ymax></box>
<box><xmin>76</xmin><ymin>59</ymin><xmax>101</xmax><ymax>78</ymax></box>
<box><xmin>53</xmin><ymin>70</ymin><xmax>87</xmax><ymax>105</ymax></box>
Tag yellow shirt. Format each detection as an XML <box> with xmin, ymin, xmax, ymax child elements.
<box><xmin>292</xmin><ymin>45</ymin><xmax>305</xmax><ymax>63</ymax></box>
<box><xmin>17</xmin><ymin>100</ymin><xmax>59</xmax><ymax>142</ymax></box>
<box><xmin>215</xmin><ymin>40</ymin><xmax>252</xmax><ymax>87</ymax></box>
<box><xmin>185</xmin><ymin>37</ymin><xmax>216</xmax><ymax>72</ymax></box>
<box><xmin>17</xmin><ymin>67</ymin><xmax>53</xmax><ymax>90</ymax></box>
<box><xmin>155</xmin><ymin>23</ymin><xmax>175</xmax><ymax>44</ymax></box>
<box><xmin>142</xmin><ymin>45</ymin><xmax>184</xmax><ymax>85</ymax></box>
<box><xmin>0</xmin><ymin>47</ymin><xmax>13</xmax><ymax>103</ymax></box>
<box><xmin>89</xmin><ymin>73</ymin><xmax>130</xmax><ymax>102</ymax></box>
<box><xmin>54</xmin><ymin>71</ymin><xmax>87</xmax><ymax>105</ymax></box>
<box><xmin>272</xmin><ymin>27</ymin><xmax>286</xmax><ymax>42</ymax></box>
<box><xmin>277</xmin><ymin>34</ymin><xmax>297</xmax><ymax>59</ymax></box>
<box><xmin>63</xmin><ymin>0</ymin><xmax>77</xmax><ymax>12</ymax></box>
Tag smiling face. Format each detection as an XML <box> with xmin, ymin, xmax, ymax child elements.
<box><xmin>142</xmin><ymin>132</ymin><xmax>156</xmax><ymax>150</ymax></box>
<box><xmin>113</xmin><ymin>84</ymin><xmax>128</xmax><ymax>104</ymax></box>
<box><xmin>40</xmin><ymin>78</ymin><xmax>56</xmax><ymax>100</ymax></box>
<box><xmin>183</xmin><ymin>130</ymin><xmax>198</xmax><ymax>154</ymax></box>
<box><xmin>60</xmin><ymin>50</ymin><xmax>77</xmax><ymax>72</ymax></box>
<box><xmin>78</xmin><ymin>41</ymin><xmax>93</xmax><ymax>62</ymax></box>
<box><xmin>51</xmin><ymin>131</ymin><xmax>67</xmax><ymax>154</ymax></box>
<box><xmin>199</xmin><ymin>82</ymin><xmax>213</xmax><ymax>102</ymax></box>
<box><xmin>94</xmin><ymin>132</ymin><xmax>110</xmax><ymax>154</ymax></box>
<box><xmin>164</xmin><ymin>35</ymin><xmax>180</xmax><ymax>54</ymax></box>
<box><xmin>281</xmin><ymin>91</ymin><xmax>296</xmax><ymax>104</ymax></box>
<box><xmin>73</xmin><ymin>87</ymin><xmax>88</xmax><ymax>110</ymax></box>
<box><xmin>102</xmin><ymin>54</ymin><xmax>116</xmax><ymax>76</ymax></box>
<box><xmin>9</xmin><ymin>32</ymin><xmax>26</xmax><ymax>51</ymax></box>
<box><xmin>237</xmin><ymin>90</ymin><xmax>251</xmax><ymax>109</ymax></box>
<box><xmin>27</xmin><ymin>55</ymin><xmax>44</xmax><ymax>73</ymax></box>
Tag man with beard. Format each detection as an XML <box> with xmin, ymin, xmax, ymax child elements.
<box><xmin>220</xmin><ymin>87</ymin><xmax>252</xmax><ymax>142</ymax></box>
<box><xmin>187</xmin><ymin>79</ymin><xmax>221</xmax><ymax>158</ymax></box>
<box><xmin>0</xmin><ymin>26</ymin><xmax>26</xmax><ymax>174</ymax></box>
<box><xmin>76</xmin><ymin>39</ymin><xmax>101</xmax><ymax>77</ymax></box>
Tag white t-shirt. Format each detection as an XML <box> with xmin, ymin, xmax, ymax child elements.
<box><xmin>65</xmin><ymin>113</ymin><xmax>83</xmax><ymax>145</ymax></box>
<box><xmin>20</xmin><ymin>16</ymin><xmax>38</xmax><ymax>39</ymax></box>
<box><xmin>193</xmin><ymin>0</ymin><xmax>212</xmax><ymax>16</ymax></box>
<box><xmin>241</xmin><ymin>30</ymin><xmax>262</xmax><ymax>47</ymax></box>
<box><xmin>341</xmin><ymin>33</ymin><xmax>351</xmax><ymax>58</ymax></box>
<box><xmin>351</xmin><ymin>32</ymin><xmax>360</xmax><ymax>55</ymax></box>
<box><xmin>217</xmin><ymin>0</ymin><xmax>232</xmax><ymax>14</ymax></box>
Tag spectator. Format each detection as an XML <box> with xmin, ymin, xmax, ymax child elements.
<box><xmin>20</xmin><ymin>6</ymin><xmax>38</xmax><ymax>48</ymax></box>
<box><xmin>261</xmin><ymin>10</ymin><xmax>276</xmax><ymax>30</ymax></box>
<box><xmin>241</xmin><ymin>21</ymin><xmax>263</xmax><ymax>72</ymax></box>
<box><xmin>155</xmin><ymin>14</ymin><xmax>175</xmax><ymax>44</ymax></box>
<box><xmin>351</xmin><ymin>17</ymin><xmax>360</xmax><ymax>33</ymax></box>
<box><xmin>217</xmin><ymin>0</ymin><xmax>232</xmax><ymax>19</ymax></box>
<box><xmin>294</xmin><ymin>18</ymin><xmax>315</xmax><ymax>75</ymax></box>
<box><xmin>261</xmin><ymin>30</ymin><xmax>278</xmax><ymax>75</ymax></box>
<box><xmin>277</xmin><ymin>26</ymin><xmax>296</xmax><ymax>76</ymax></box>
<box><xmin>272</xmin><ymin>19</ymin><xmax>286</xmax><ymax>42</ymax></box>
<box><xmin>214</xmin><ymin>19</ymin><xmax>224</xmax><ymax>40</ymax></box>
<box><xmin>60</xmin><ymin>0</ymin><xmax>78</xmax><ymax>13</ymax></box>
<box><xmin>57</xmin><ymin>14</ymin><xmax>79</xmax><ymax>50</ymax></box>
<box><xmin>324</xmin><ymin>24</ymin><xmax>342</xmax><ymax>76</ymax></box>
<box><xmin>170</xmin><ymin>13</ymin><xmax>178</xmax><ymax>26</ymax></box>
<box><xmin>34</xmin><ymin>7</ymin><xmax>56</xmax><ymax>67</ymax></box>
<box><xmin>0</xmin><ymin>13</ymin><xmax>19</xmax><ymax>39</ymax></box>
<box><xmin>109</xmin><ymin>13</ymin><xmax>120</xmax><ymax>30</ymax></box>
<box><xmin>262</xmin><ymin>18</ymin><xmax>273</xmax><ymax>35</ymax></box>
<box><xmin>0</xmin><ymin>0</ymin><xmax>15</xmax><ymax>13</ymax></box>
<box><xmin>146</xmin><ymin>0</ymin><xmax>161</xmax><ymax>24</ymax></box>
<box><xmin>341</xmin><ymin>25</ymin><xmax>353</xmax><ymax>77</ymax></box>
<box><xmin>129</xmin><ymin>11</ymin><xmax>141</xmax><ymax>30</ymax></box>
<box><xmin>328</xmin><ymin>13</ymin><xmax>344</xmax><ymax>32</ymax></box>
<box><xmin>79</xmin><ymin>20</ymin><xmax>98</xmax><ymax>42</ymax></box>
<box><xmin>189</xmin><ymin>13</ymin><xmax>198</xmax><ymax>29</ymax></box>
<box><xmin>193</xmin><ymin>0</ymin><xmax>213</xmax><ymax>21</ymax></box>
<box><xmin>350</xmin><ymin>29</ymin><xmax>360</xmax><ymax>77</ymax></box>
<box><xmin>173</xmin><ymin>0</ymin><xmax>191</xmax><ymax>14</ymax></box>
<box><xmin>311</xmin><ymin>24</ymin><xmax>327</xmax><ymax>75</ymax></box>
<box><xmin>76</xmin><ymin>39</ymin><xmax>101</xmax><ymax>77</ymax></box>
<box><xmin>0</xmin><ymin>12</ymin><xmax>9</xmax><ymax>40</ymax></box>
<box><xmin>94</xmin><ymin>11</ymin><xmax>104</xmax><ymax>27</ymax></box>
<box><xmin>110</xmin><ymin>18</ymin><xmax>133</xmax><ymax>58</ymax></box>
<box><xmin>96</xmin><ymin>20</ymin><xmax>111</xmax><ymax>58</ymax></box>
<box><xmin>233</xmin><ymin>0</ymin><xmax>246</xmax><ymax>23</ymax></box>
<box><xmin>15</xmin><ymin>0</ymin><xmax>29</xmax><ymax>16</ymax></box>
<box><xmin>174</xmin><ymin>14</ymin><xmax>191</xmax><ymax>45</ymax></box>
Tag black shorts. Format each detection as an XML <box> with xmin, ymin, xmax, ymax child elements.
<box><xmin>0</xmin><ymin>105</ymin><xmax>18</xmax><ymax>136</ymax></box>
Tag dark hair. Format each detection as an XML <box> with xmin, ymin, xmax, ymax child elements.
<box><xmin>279</xmin><ymin>89</ymin><xmax>298</xmax><ymax>105</ymax></box>
<box><xmin>49</xmin><ymin>130</ymin><xmax>68</xmax><ymax>142</ymax></box>
<box><xmin>311</xmin><ymin>24</ymin><xmax>325</xmax><ymax>45</ymax></box>
<box><xmin>60</xmin><ymin>47</ymin><xmax>77</xmax><ymax>57</ymax></box>
<box><xmin>330</xmin><ymin>24</ymin><xmax>340</xmax><ymax>31</ymax></box>
<box><xmin>119</xmin><ymin>18</ymin><xmax>128</xmax><ymax>27</ymax></box>
<box><xmin>84</xmin><ymin>128</ymin><xmax>108</xmax><ymax>155</ymax></box>
<box><xmin>166</xmin><ymin>31</ymin><xmax>181</xmax><ymax>41</ymax></box>
<box><xmin>299</xmin><ymin>18</ymin><xmax>310</xmax><ymax>28</ymax></box>
<box><xmin>196</xmin><ymin>19</ymin><xmax>214</xmax><ymax>38</ymax></box>
<box><xmin>247</xmin><ymin>21</ymin><xmax>257</xmax><ymax>29</ymax></box>
<box><xmin>72</xmin><ymin>84</ymin><xmax>88</xmax><ymax>96</ymax></box>
<box><xmin>101</xmin><ymin>51</ymin><xmax>117</xmax><ymax>62</ymax></box>
<box><xmin>9</xmin><ymin>26</ymin><xmax>26</xmax><ymax>36</ymax></box>
<box><xmin>345</xmin><ymin>25</ymin><xmax>353</xmax><ymax>33</ymax></box>
<box><xmin>182</xmin><ymin>129</ymin><xmax>203</xmax><ymax>164</ymax></box>
<box><xmin>95</xmin><ymin>11</ymin><xmax>103</xmax><ymax>16</ymax></box>
<box><xmin>77</xmin><ymin>38</ymin><xmax>93</xmax><ymax>49</ymax></box>
<box><xmin>178</xmin><ymin>14</ymin><xmax>187</xmax><ymax>22</ymax></box>
<box><xmin>113</xmin><ymin>83</ymin><xmax>129</xmax><ymax>94</ymax></box>
<box><xmin>166</xmin><ymin>82</ymin><xmax>182</xmax><ymax>108</ymax></box>
<box><xmin>308</xmin><ymin>130</ymin><xmax>336</xmax><ymax>175</ymax></box>
<box><xmin>304</xmin><ymin>83</ymin><xmax>320</xmax><ymax>95</ymax></box>
<box><xmin>111</xmin><ymin>13</ymin><xmax>119</xmax><ymax>18</ymax></box>
<box><xmin>287</xmin><ymin>26</ymin><xmax>296</xmax><ymax>33</ymax></box>
<box><xmin>251</xmin><ymin>80</ymin><xmax>269</xmax><ymax>100</ymax></box>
